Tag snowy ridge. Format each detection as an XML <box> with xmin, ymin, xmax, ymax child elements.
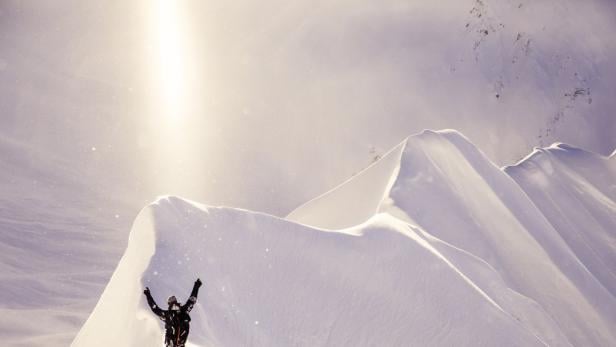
<box><xmin>292</xmin><ymin>130</ymin><xmax>616</xmax><ymax>345</ymax></box>
<box><xmin>504</xmin><ymin>142</ymin><xmax>616</xmax><ymax>298</ymax></box>
<box><xmin>286</xmin><ymin>139</ymin><xmax>407</xmax><ymax>230</ymax></box>
<box><xmin>73</xmin><ymin>198</ymin><xmax>551</xmax><ymax>347</ymax></box>
<box><xmin>73</xmin><ymin>130</ymin><xmax>616</xmax><ymax>346</ymax></box>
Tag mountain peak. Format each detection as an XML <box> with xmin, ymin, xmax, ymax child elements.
<box><xmin>288</xmin><ymin>129</ymin><xmax>491</xmax><ymax>230</ymax></box>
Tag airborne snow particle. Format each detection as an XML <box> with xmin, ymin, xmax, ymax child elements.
<box><xmin>91</xmin><ymin>147</ymin><xmax>97</xmax><ymax>151</ymax></box>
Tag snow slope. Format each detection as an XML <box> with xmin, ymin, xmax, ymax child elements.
<box><xmin>0</xmin><ymin>137</ymin><xmax>135</xmax><ymax>346</ymax></box>
<box><xmin>73</xmin><ymin>130</ymin><xmax>616</xmax><ymax>346</ymax></box>
<box><xmin>505</xmin><ymin>144</ymin><xmax>616</xmax><ymax>297</ymax></box>
<box><xmin>290</xmin><ymin>130</ymin><xmax>616</xmax><ymax>346</ymax></box>
<box><xmin>73</xmin><ymin>197</ymin><xmax>551</xmax><ymax>347</ymax></box>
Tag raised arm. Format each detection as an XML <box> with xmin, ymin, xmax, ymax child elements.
<box><xmin>143</xmin><ymin>287</ymin><xmax>165</xmax><ymax>319</ymax></box>
<box><xmin>182</xmin><ymin>278</ymin><xmax>202</xmax><ymax>313</ymax></box>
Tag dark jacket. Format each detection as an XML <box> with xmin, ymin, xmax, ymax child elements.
<box><xmin>145</xmin><ymin>281</ymin><xmax>201</xmax><ymax>347</ymax></box>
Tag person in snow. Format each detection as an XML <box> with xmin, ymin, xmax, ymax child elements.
<box><xmin>144</xmin><ymin>278</ymin><xmax>202</xmax><ymax>347</ymax></box>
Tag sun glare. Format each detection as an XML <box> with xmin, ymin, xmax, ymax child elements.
<box><xmin>154</xmin><ymin>0</ymin><xmax>187</xmax><ymax>122</ymax></box>
<box><xmin>145</xmin><ymin>0</ymin><xmax>201</xmax><ymax>198</ymax></box>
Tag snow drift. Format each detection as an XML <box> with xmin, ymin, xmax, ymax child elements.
<box><xmin>73</xmin><ymin>130</ymin><xmax>616</xmax><ymax>347</ymax></box>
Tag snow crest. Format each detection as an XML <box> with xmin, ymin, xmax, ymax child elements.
<box><xmin>73</xmin><ymin>130</ymin><xmax>616</xmax><ymax>347</ymax></box>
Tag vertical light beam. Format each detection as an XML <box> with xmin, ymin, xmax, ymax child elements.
<box><xmin>145</xmin><ymin>0</ymin><xmax>201</xmax><ymax>198</ymax></box>
<box><xmin>155</xmin><ymin>0</ymin><xmax>187</xmax><ymax>124</ymax></box>
<box><xmin>154</xmin><ymin>0</ymin><xmax>187</xmax><ymax>122</ymax></box>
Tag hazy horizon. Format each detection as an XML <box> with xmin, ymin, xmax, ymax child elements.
<box><xmin>1</xmin><ymin>0</ymin><xmax>615</xmax><ymax>215</ymax></box>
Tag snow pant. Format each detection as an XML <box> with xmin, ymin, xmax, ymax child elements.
<box><xmin>165</xmin><ymin>328</ymin><xmax>189</xmax><ymax>347</ymax></box>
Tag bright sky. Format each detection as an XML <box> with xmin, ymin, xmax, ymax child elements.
<box><xmin>0</xmin><ymin>0</ymin><xmax>615</xmax><ymax>215</ymax></box>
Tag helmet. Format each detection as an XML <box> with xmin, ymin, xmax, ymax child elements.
<box><xmin>167</xmin><ymin>296</ymin><xmax>178</xmax><ymax>305</ymax></box>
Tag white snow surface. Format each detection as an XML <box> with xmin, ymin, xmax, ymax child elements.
<box><xmin>72</xmin><ymin>130</ymin><xmax>616</xmax><ymax>346</ymax></box>
<box><xmin>0</xmin><ymin>137</ymin><xmax>133</xmax><ymax>347</ymax></box>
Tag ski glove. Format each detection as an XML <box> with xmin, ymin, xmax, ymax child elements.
<box><xmin>144</xmin><ymin>287</ymin><xmax>151</xmax><ymax>296</ymax></box>
<box><xmin>195</xmin><ymin>278</ymin><xmax>202</xmax><ymax>288</ymax></box>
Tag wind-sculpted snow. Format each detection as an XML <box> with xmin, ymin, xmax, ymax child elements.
<box><xmin>505</xmin><ymin>144</ymin><xmax>616</xmax><ymax>297</ymax></box>
<box><xmin>73</xmin><ymin>130</ymin><xmax>616</xmax><ymax>346</ymax></box>
<box><xmin>289</xmin><ymin>129</ymin><xmax>616</xmax><ymax>346</ymax></box>
<box><xmin>74</xmin><ymin>197</ymin><xmax>551</xmax><ymax>347</ymax></box>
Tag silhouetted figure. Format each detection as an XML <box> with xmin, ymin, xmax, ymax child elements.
<box><xmin>144</xmin><ymin>278</ymin><xmax>202</xmax><ymax>347</ymax></box>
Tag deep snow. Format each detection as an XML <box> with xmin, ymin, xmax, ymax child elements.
<box><xmin>73</xmin><ymin>130</ymin><xmax>616</xmax><ymax>347</ymax></box>
<box><xmin>0</xmin><ymin>136</ymin><xmax>136</xmax><ymax>346</ymax></box>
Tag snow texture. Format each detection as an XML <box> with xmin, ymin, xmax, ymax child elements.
<box><xmin>73</xmin><ymin>130</ymin><xmax>616</xmax><ymax>347</ymax></box>
<box><xmin>0</xmin><ymin>136</ymin><xmax>130</xmax><ymax>347</ymax></box>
